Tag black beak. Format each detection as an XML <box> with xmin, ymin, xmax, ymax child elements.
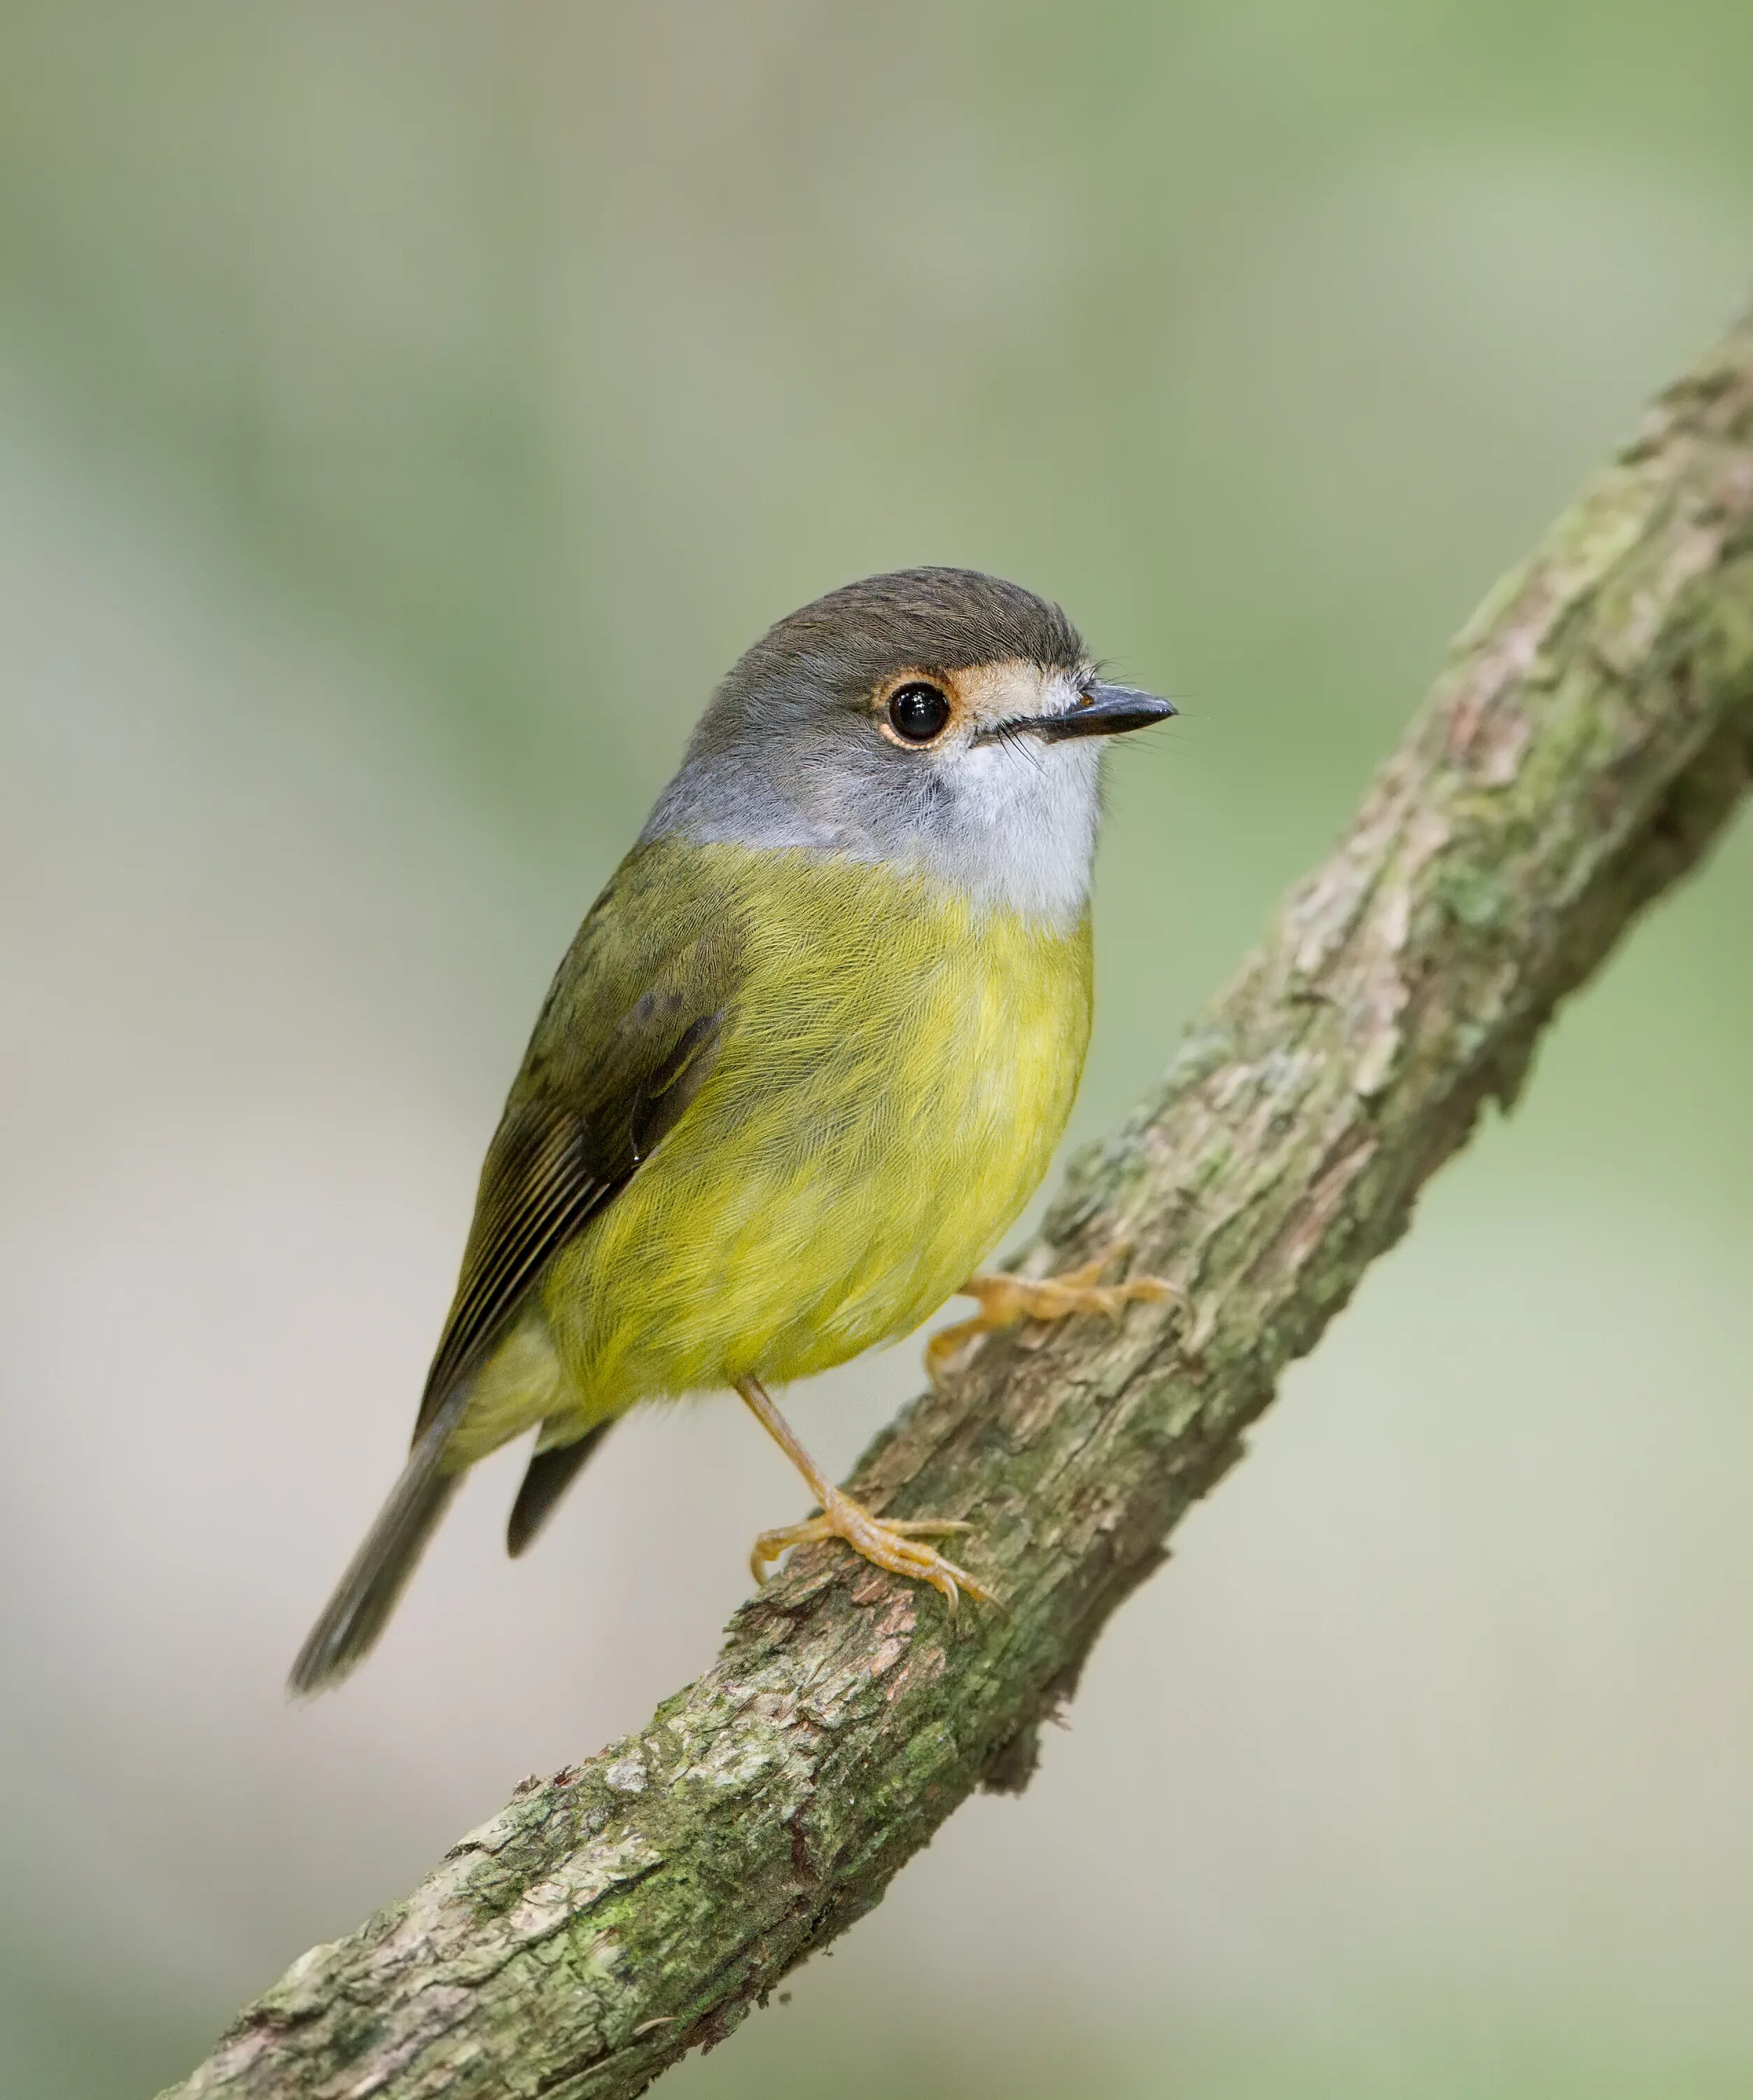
<box><xmin>994</xmin><ymin>682</ymin><xmax>1178</xmax><ymax>744</ymax></box>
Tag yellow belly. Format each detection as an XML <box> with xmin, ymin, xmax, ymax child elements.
<box><xmin>459</xmin><ymin>846</ymin><xmax>1091</xmax><ymax>1455</ymax></box>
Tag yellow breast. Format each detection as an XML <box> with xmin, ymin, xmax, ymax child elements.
<box><xmin>541</xmin><ymin>844</ymin><xmax>1091</xmax><ymax>1419</ymax></box>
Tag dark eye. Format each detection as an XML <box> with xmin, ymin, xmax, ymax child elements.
<box><xmin>886</xmin><ymin>681</ymin><xmax>951</xmax><ymax>743</ymax></box>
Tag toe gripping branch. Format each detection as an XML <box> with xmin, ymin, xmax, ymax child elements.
<box><xmin>926</xmin><ymin>1250</ymin><xmax>1184</xmax><ymax>1385</ymax></box>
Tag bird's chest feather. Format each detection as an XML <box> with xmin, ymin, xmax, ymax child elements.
<box><xmin>553</xmin><ymin>850</ymin><xmax>1092</xmax><ymax>1400</ymax></box>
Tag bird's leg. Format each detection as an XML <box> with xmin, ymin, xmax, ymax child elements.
<box><xmin>736</xmin><ymin>1376</ymin><xmax>996</xmax><ymax>1610</ymax></box>
<box><xmin>926</xmin><ymin>1249</ymin><xmax>1182</xmax><ymax>1384</ymax></box>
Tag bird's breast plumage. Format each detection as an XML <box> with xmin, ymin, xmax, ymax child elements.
<box><xmin>538</xmin><ymin>839</ymin><xmax>1092</xmax><ymax>1419</ymax></box>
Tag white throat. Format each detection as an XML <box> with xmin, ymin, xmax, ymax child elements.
<box><xmin>914</xmin><ymin>732</ymin><xmax>1101</xmax><ymax>927</ymax></box>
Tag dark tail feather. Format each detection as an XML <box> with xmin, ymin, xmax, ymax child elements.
<box><xmin>288</xmin><ymin>1397</ymin><xmax>467</xmax><ymax>1698</ymax></box>
<box><xmin>506</xmin><ymin>1422</ymin><xmax>613</xmax><ymax>1558</ymax></box>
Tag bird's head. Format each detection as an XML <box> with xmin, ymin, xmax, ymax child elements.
<box><xmin>643</xmin><ymin>567</ymin><xmax>1174</xmax><ymax>925</ymax></box>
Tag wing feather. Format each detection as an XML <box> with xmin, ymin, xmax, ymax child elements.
<box><xmin>411</xmin><ymin>879</ymin><xmax>739</xmax><ymax>1443</ymax></box>
<box><xmin>413</xmin><ymin>1115</ymin><xmax>620</xmax><ymax>1435</ymax></box>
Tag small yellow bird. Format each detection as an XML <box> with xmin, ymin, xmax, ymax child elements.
<box><xmin>291</xmin><ymin>568</ymin><xmax>1174</xmax><ymax>1693</ymax></box>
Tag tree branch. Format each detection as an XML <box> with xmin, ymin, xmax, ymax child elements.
<box><xmin>163</xmin><ymin>318</ymin><xmax>1753</xmax><ymax>2100</ymax></box>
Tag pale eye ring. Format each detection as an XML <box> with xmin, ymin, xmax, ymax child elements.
<box><xmin>886</xmin><ymin>681</ymin><xmax>951</xmax><ymax>743</ymax></box>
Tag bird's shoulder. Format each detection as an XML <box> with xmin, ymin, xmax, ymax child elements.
<box><xmin>517</xmin><ymin>836</ymin><xmax>750</xmax><ymax>1105</ymax></box>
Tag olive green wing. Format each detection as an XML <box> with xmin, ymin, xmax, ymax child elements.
<box><xmin>414</xmin><ymin>902</ymin><xmax>740</xmax><ymax>1441</ymax></box>
<box><xmin>289</xmin><ymin>857</ymin><xmax>740</xmax><ymax>1695</ymax></box>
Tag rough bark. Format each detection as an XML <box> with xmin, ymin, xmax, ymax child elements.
<box><xmin>162</xmin><ymin>318</ymin><xmax>1753</xmax><ymax>2100</ymax></box>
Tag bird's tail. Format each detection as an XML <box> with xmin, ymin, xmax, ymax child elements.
<box><xmin>288</xmin><ymin>1396</ymin><xmax>466</xmax><ymax>1698</ymax></box>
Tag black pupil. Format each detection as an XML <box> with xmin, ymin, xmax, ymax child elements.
<box><xmin>888</xmin><ymin>682</ymin><xmax>950</xmax><ymax>742</ymax></box>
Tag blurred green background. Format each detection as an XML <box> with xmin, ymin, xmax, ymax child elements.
<box><xmin>2</xmin><ymin>4</ymin><xmax>1750</xmax><ymax>2096</ymax></box>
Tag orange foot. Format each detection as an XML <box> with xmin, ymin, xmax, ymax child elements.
<box><xmin>750</xmin><ymin>1490</ymin><xmax>996</xmax><ymax>1610</ymax></box>
<box><xmin>926</xmin><ymin>1254</ymin><xmax>1181</xmax><ymax>1383</ymax></box>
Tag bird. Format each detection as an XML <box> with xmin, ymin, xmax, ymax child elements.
<box><xmin>290</xmin><ymin>566</ymin><xmax>1176</xmax><ymax>1694</ymax></box>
